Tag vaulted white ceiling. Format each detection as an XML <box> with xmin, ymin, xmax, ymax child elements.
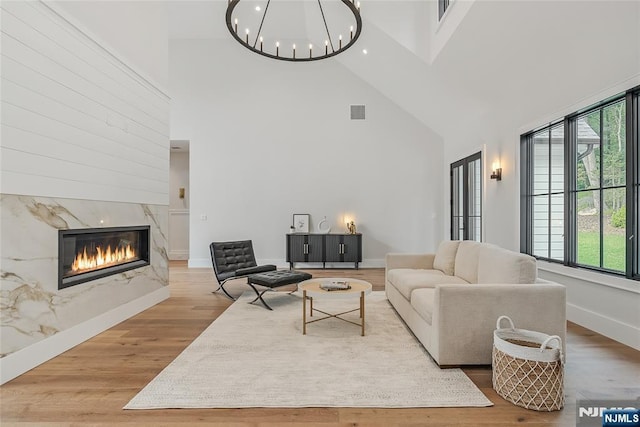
<box><xmin>167</xmin><ymin>0</ymin><xmax>640</xmax><ymax>142</ymax></box>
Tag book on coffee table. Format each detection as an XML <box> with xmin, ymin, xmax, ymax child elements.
<box><xmin>320</xmin><ymin>281</ymin><xmax>351</xmax><ymax>291</ymax></box>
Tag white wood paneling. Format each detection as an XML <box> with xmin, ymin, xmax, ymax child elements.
<box><xmin>3</xmin><ymin>2</ymin><xmax>168</xmax><ymax>122</ymax></box>
<box><xmin>0</xmin><ymin>1</ymin><xmax>169</xmax><ymax>205</ymax></box>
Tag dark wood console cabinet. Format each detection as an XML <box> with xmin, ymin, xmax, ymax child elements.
<box><xmin>286</xmin><ymin>233</ymin><xmax>362</xmax><ymax>269</ymax></box>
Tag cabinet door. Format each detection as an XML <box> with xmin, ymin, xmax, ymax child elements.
<box><xmin>325</xmin><ymin>234</ymin><xmax>362</xmax><ymax>263</ymax></box>
<box><xmin>287</xmin><ymin>234</ymin><xmax>306</xmax><ymax>263</ymax></box>
<box><xmin>324</xmin><ymin>235</ymin><xmax>342</xmax><ymax>262</ymax></box>
<box><xmin>287</xmin><ymin>234</ymin><xmax>323</xmax><ymax>263</ymax></box>
<box><xmin>341</xmin><ymin>234</ymin><xmax>361</xmax><ymax>263</ymax></box>
<box><xmin>306</xmin><ymin>234</ymin><xmax>324</xmax><ymax>263</ymax></box>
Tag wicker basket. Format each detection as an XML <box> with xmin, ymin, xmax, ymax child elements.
<box><xmin>492</xmin><ymin>316</ymin><xmax>564</xmax><ymax>411</ymax></box>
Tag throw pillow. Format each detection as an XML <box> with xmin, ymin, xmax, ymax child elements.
<box><xmin>433</xmin><ymin>240</ymin><xmax>461</xmax><ymax>275</ymax></box>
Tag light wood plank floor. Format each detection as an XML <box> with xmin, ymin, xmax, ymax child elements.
<box><xmin>1</xmin><ymin>262</ymin><xmax>638</xmax><ymax>426</ymax></box>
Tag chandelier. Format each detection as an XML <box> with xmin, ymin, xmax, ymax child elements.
<box><xmin>225</xmin><ymin>0</ymin><xmax>363</xmax><ymax>62</ymax></box>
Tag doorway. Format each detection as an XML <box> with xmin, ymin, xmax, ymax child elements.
<box><xmin>169</xmin><ymin>140</ymin><xmax>190</xmax><ymax>260</ymax></box>
<box><xmin>450</xmin><ymin>152</ymin><xmax>482</xmax><ymax>241</ymax></box>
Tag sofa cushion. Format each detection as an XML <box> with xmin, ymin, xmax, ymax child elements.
<box><xmin>410</xmin><ymin>288</ymin><xmax>435</xmax><ymax>325</ymax></box>
<box><xmin>477</xmin><ymin>246</ymin><xmax>537</xmax><ymax>284</ymax></box>
<box><xmin>433</xmin><ymin>240</ymin><xmax>461</xmax><ymax>275</ymax></box>
<box><xmin>454</xmin><ymin>241</ymin><xmax>486</xmax><ymax>283</ymax></box>
<box><xmin>387</xmin><ymin>268</ymin><xmax>444</xmax><ymax>285</ymax></box>
<box><xmin>388</xmin><ymin>269</ymin><xmax>469</xmax><ymax>300</ymax></box>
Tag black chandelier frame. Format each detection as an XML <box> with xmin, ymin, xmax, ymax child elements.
<box><xmin>225</xmin><ymin>0</ymin><xmax>362</xmax><ymax>62</ymax></box>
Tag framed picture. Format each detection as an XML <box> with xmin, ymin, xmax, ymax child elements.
<box><xmin>292</xmin><ymin>214</ymin><xmax>310</xmax><ymax>233</ymax></box>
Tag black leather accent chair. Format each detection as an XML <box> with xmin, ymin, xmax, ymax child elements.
<box><xmin>210</xmin><ymin>240</ymin><xmax>276</xmax><ymax>300</ymax></box>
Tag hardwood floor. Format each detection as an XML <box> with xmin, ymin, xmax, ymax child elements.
<box><xmin>1</xmin><ymin>261</ymin><xmax>638</xmax><ymax>426</ymax></box>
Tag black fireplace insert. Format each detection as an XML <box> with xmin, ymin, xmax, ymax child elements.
<box><xmin>58</xmin><ymin>226</ymin><xmax>150</xmax><ymax>290</ymax></box>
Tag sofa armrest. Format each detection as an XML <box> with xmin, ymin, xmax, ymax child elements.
<box><xmin>431</xmin><ymin>283</ymin><xmax>566</xmax><ymax>366</ymax></box>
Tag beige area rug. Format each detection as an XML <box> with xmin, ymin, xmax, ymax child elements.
<box><xmin>124</xmin><ymin>291</ymin><xmax>493</xmax><ymax>409</ymax></box>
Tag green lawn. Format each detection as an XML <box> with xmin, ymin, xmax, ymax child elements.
<box><xmin>577</xmin><ymin>232</ymin><xmax>625</xmax><ymax>272</ymax></box>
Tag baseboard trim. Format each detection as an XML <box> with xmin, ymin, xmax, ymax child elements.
<box><xmin>169</xmin><ymin>250</ymin><xmax>189</xmax><ymax>260</ymax></box>
<box><xmin>567</xmin><ymin>302</ymin><xmax>640</xmax><ymax>350</ymax></box>
<box><xmin>0</xmin><ymin>286</ymin><xmax>170</xmax><ymax>385</ymax></box>
<box><xmin>187</xmin><ymin>258</ymin><xmax>386</xmax><ymax>269</ymax></box>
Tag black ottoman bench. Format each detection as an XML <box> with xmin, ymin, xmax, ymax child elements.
<box><xmin>246</xmin><ymin>270</ymin><xmax>312</xmax><ymax>310</ymax></box>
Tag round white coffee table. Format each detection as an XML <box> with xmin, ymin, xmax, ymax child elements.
<box><xmin>298</xmin><ymin>278</ymin><xmax>372</xmax><ymax>336</ymax></box>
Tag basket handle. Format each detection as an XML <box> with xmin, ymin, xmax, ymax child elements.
<box><xmin>540</xmin><ymin>335</ymin><xmax>562</xmax><ymax>351</ymax></box>
<box><xmin>540</xmin><ymin>335</ymin><xmax>565</xmax><ymax>365</ymax></box>
<box><xmin>496</xmin><ymin>315</ymin><xmax>515</xmax><ymax>330</ymax></box>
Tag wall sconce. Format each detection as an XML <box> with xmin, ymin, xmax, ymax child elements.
<box><xmin>179</xmin><ymin>188</ymin><xmax>185</xmax><ymax>199</ymax></box>
<box><xmin>490</xmin><ymin>162</ymin><xmax>502</xmax><ymax>181</ymax></box>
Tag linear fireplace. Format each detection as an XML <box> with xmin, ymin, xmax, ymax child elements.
<box><xmin>58</xmin><ymin>226</ymin><xmax>150</xmax><ymax>290</ymax></box>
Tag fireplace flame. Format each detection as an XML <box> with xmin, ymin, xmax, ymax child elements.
<box><xmin>71</xmin><ymin>244</ymin><xmax>137</xmax><ymax>273</ymax></box>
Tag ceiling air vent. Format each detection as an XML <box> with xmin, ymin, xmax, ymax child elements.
<box><xmin>350</xmin><ymin>105</ymin><xmax>365</xmax><ymax>120</ymax></box>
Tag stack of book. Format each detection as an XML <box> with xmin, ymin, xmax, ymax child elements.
<box><xmin>320</xmin><ymin>280</ymin><xmax>351</xmax><ymax>291</ymax></box>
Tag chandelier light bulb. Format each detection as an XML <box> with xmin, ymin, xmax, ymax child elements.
<box><xmin>325</xmin><ymin>39</ymin><xmax>329</xmax><ymax>54</ymax></box>
<box><xmin>339</xmin><ymin>34</ymin><xmax>343</xmax><ymax>49</ymax></box>
<box><xmin>357</xmin><ymin>1</ymin><xmax>360</xmax><ymax>9</ymax></box>
<box><xmin>350</xmin><ymin>25</ymin><xmax>354</xmax><ymax>40</ymax></box>
<box><xmin>234</xmin><ymin>18</ymin><xmax>238</xmax><ymax>33</ymax></box>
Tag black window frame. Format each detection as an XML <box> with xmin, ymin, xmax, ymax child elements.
<box><xmin>520</xmin><ymin>121</ymin><xmax>566</xmax><ymax>262</ymax></box>
<box><xmin>521</xmin><ymin>86</ymin><xmax>640</xmax><ymax>280</ymax></box>
<box><xmin>450</xmin><ymin>151</ymin><xmax>482</xmax><ymax>241</ymax></box>
<box><xmin>438</xmin><ymin>0</ymin><xmax>451</xmax><ymax>21</ymax></box>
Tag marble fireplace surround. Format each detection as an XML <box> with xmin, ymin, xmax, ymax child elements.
<box><xmin>0</xmin><ymin>195</ymin><xmax>169</xmax><ymax>383</ymax></box>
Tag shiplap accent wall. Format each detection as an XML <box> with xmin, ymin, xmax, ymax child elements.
<box><xmin>0</xmin><ymin>1</ymin><xmax>169</xmax><ymax>204</ymax></box>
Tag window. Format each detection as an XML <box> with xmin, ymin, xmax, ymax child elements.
<box><xmin>438</xmin><ymin>0</ymin><xmax>450</xmax><ymax>20</ymax></box>
<box><xmin>528</xmin><ymin>123</ymin><xmax>564</xmax><ymax>261</ymax></box>
<box><xmin>451</xmin><ymin>152</ymin><xmax>482</xmax><ymax>241</ymax></box>
<box><xmin>574</xmin><ymin>100</ymin><xmax>626</xmax><ymax>272</ymax></box>
<box><xmin>521</xmin><ymin>87</ymin><xmax>640</xmax><ymax>279</ymax></box>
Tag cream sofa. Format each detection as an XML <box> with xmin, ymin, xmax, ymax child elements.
<box><xmin>385</xmin><ymin>240</ymin><xmax>566</xmax><ymax>366</ymax></box>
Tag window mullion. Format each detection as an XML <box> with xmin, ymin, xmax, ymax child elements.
<box><xmin>627</xmin><ymin>90</ymin><xmax>638</xmax><ymax>278</ymax></box>
<box><xmin>520</xmin><ymin>135</ymin><xmax>530</xmax><ymax>253</ymax></box>
<box><xmin>565</xmin><ymin>116</ymin><xmax>575</xmax><ymax>266</ymax></box>
<box><xmin>599</xmin><ymin>108</ymin><xmax>604</xmax><ymax>269</ymax></box>
<box><xmin>548</xmin><ymin>127</ymin><xmax>552</xmax><ymax>258</ymax></box>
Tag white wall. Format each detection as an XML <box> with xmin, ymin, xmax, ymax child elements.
<box><xmin>169</xmin><ymin>39</ymin><xmax>444</xmax><ymax>268</ymax></box>
<box><xmin>169</xmin><ymin>150</ymin><xmax>189</xmax><ymax>260</ymax></box>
